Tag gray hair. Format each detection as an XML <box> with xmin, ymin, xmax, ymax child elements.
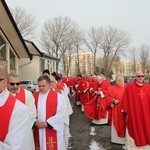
<box><xmin>37</xmin><ymin>75</ymin><xmax>51</xmax><ymax>84</ymax></box>
<box><xmin>7</xmin><ymin>73</ymin><xmax>19</xmax><ymax>78</ymax></box>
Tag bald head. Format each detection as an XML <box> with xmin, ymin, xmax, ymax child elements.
<box><xmin>0</xmin><ymin>65</ymin><xmax>7</xmax><ymax>79</ymax></box>
<box><xmin>135</xmin><ymin>71</ymin><xmax>144</xmax><ymax>84</ymax></box>
<box><xmin>115</xmin><ymin>74</ymin><xmax>124</xmax><ymax>87</ymax></box>
<box><xmin>96</xmin><ymin>75</ymin><xmax>104</xmax><ymax>83</ymax></box>
<box><xmin>0</xmin><ymin>65</ymin><xmax>7</xmax><ymax>93</ymax></box>
<box><xmin>135</xmin><ymin>71</ymin><xmax>144</xmax><ymax>77</ymax></box>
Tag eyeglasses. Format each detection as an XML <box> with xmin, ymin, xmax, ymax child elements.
<box><xmin>0</xmin><ymin>78</ymin><xmax>4</xmax><ymax>81</ymax></box>
<box><xmin>137</xmin><ymin>75</ymin><xmax>144</xmax><ymax>78</ymax></box>
<box><xmin>9</xmin><ymin>82</ymin><xmax>20</xmax><ymax>86</ymax></box>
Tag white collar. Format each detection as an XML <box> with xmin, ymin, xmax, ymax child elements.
<box><xmin>136</xmin><ymin>81</ymin><xmax>144</xmax><ymax>86</ymax></box>
<box><xmin>0</xmin><ymin>88</ymin><xmax>10</xmax><ymax>106</ymax></box>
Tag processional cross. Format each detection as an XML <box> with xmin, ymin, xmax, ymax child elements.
<box><xmin>47</xmin><ymin>136</ymin><xmax>57</xmax><ymax>150</ymax></box>
<box><xmin>139</xmin><ymin>89</ymin><xmax>145</xmax><ymax>99</ymax></box>
<box><xmin>35</xmin><ymin>143</ymin><xmax>40</xmax><ymax>150</ymax></box>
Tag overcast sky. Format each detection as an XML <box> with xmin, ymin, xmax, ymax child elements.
<box><xmin>5</xmin><ymin>0</ymin><xmax>150</xmax><ymax>48</ymax></box>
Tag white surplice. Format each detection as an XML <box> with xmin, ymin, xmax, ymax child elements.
<box><xmin>92</xmin><ymin>112</ymin><xmax>108</xmax><ymax>125</ymax></box>
<box><xmin>24</xmin><ymin>89</ymin><xmax>36</xmax><ymax>150</ymax></box>
<box><xmin>125</xmin><ymin>129</ymin><xmax>150</xmax><ymax>150</ymax></box>
<box><xmin>24</xmin><ymin>89</ymin><xmax>36</xmax><ymax>127</ymax></box>
<box><xmin>111</xmin><ymin>120</ymin><xmax>125</xmax><ymax>144</ymax></box>
<box><xmin>0</xmin><ymin>89</ymin><xmax>31</xmax><ymax>150</ymax></box>
<box><xmin>61</xmin><ymin>90</ymin><xmax>73</xmax><ymax>150</ymax></box>
<box><xmin>11</xmin><ymin>88</ymin><xmax>36</xmax><ymax>150</ymax></box>
<box><xmin>64</xmin><ymin>83</ymin><xmax>70</xmax><ymax>96</ymax></box>
<box><xmin>37</xmin><ymin>90</ymin><xmax>67</xmax><ymax>150</ymax></box>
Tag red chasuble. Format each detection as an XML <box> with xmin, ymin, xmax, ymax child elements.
<box><xmin>110</xmin><ymin>84</ymin><xmax>126</xmax><ymax>137</ymax></box>
<box><xmin>88</xmin><ymin>80</ymin><xmax>97</xmax><ymax>99</ymax></box>
<box><xmin>84</xmin><ymin>80</ymin><xmax>111</xmax><ymax>119</ymax></box>
<box><xmin>68</xmin><ymin>77</ymin><xmax>75</xmax><ymax>95</ymax></box>
<box><xmin>77</xmin><ymin>78</ymin><xmax>90</xmax><ymax>105</ymax></box>
<box><xmin>57</xmin><ymin>82</ymin><xmax>64</xmax><ymax>91</ymax></box>
<box><xmin>15</xmin><ymin>87</ymin><xmax>26</xmax><ymax>104</ymax></box>
<box><xmin>0</xmin><ymin>94</ymin><xmax>16</xmax><ymax>141</ymax></box>
<box><xmin>33</xmin><ymin>90</ymin><xmax>58</xmax><ymax>150</ymax></box>
<box><xmin>122</xmin><ymin>80</ymin><xmax>150</xmax><ymax>146</ymax></box>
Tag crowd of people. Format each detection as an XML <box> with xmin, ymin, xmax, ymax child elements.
<box><xmin>1</xmin><ymin>64</ymin><xmax>150</xmax><ymax>150</ymax></box>
<box><xmin>0</xmin><ymin>66</ymin><xmax>72</xmax><ymax>150</ymax></box>
<box><xmin>61</xmin><ymin>71</ymin><xmax>150</xmax><ymax>150</ymax></box>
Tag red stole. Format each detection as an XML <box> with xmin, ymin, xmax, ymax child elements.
<box><xmin>33</xmin><ymin>90</ymin><xmax>58</xmax><ymax>150</ymax></box>
<box><xmin>15</xmin><ymin>87</ymin><xmax>26</xmax><ymax>104</ymax></box>
<box><xmin>0</xmin><ymin>94</ymin><xmax>16</xmax><ymax>141</ymax></box>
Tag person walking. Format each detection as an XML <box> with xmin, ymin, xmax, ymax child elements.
<box><xmin>33</xmin><ymin>75</ymin><xmax>67</xmax><ymax>150</ymax></box>
<box><xmin>84</xmin><ymin>74</ymin><xmax>111</xmax><ymax>125</ymax></box>
<box><xmin>109</xmin><ymin>75</ymin><xmax>126</xmax><ymax>144</ymax></box>
<box><xmin>122</xmin><ymin>71</ymin><xmax>150</xmax><ymax>149</ymax></box>
<box><xmin>0</xmin><ymin>65</ymin><xmax>31</xmax><ymax>149</ymax></box>
<box><xmin>48</xmin><ymin>74</ymin><xmax>73</xmax><ymax>150</ymax></box>
<box><xmin>7</xmin><ymin>73</ymin><xmax>36</xmax><ymax>150</ymax></box>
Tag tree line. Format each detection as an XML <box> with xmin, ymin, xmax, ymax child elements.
<box><xmin>11</xmin><ymin>7</ymin><xmax>150</xmax><ymax>78</ymax></box>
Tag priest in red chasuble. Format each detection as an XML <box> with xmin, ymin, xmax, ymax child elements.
<box><xmin>74</xmin><ymin>75</ymin><xmax>82</xmax><ymax>105</ymax></box>
<box><xmin>109</xmin><ymin>75</ymin><xmax>126</xmax><ymax>144</ymax></box>
<box><xmin>84</xmin><ymin>74</ymin><xmax>111</xmax><ymax>125</ymax></box>
<box><xmin>122</xmin><ymin>71</ymin><xmax>150</xmax><ymax>149</ymax></box>
<box><xmin>78</xmin><ymin>76</ymin><xmax>90</xmax><ymax>111</ymax></box>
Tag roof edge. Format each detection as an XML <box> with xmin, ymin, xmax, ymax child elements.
<box><xmin>1</xmin><ymin>0</ymin><xmax>32</xmax><ymax>60</ymax></box>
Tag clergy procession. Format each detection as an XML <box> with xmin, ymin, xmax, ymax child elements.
<box><xmin>1</xmin><ymin>64</ymin><xmax>150</xmax><ymax>150</ymax></box>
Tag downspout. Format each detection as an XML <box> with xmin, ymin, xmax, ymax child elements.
<box><xmin>19</xmin><ymin>54</ymin><xmax>33</xmax><ymax>79</ymax></box>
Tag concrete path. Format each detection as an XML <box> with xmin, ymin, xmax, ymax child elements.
<box><xmin>68</xmin><ymin>97</ymin><xmax>124</xmax><ymax>150</ymax></box>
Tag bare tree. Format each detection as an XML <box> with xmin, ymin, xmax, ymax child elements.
<box><xmin>84</xmin><ymin>27</ymin><xmax>102</xmax><ymax>74</ymax></box>
<box><xmin>139</xmin><ymin>44</ymin><xmax>150</xmax><ymax>73</ymax></box>
<box><xmin>129</xmin><ymin>47</ymin><xmax>138</xmax><ymax>74</ymax></box>
<box><xmin>99</xmin><ymin>25</ymin><xmax>130</xmax><ymax>77</ymax></box>
<box><xmin>60</xmin><ymin>29</ymin><xmax>83</xmax><ymax>76</ymax></box>
<box><xmin>63</xmin><ymin>47</ymin><xmax>72</xmax><ymax>76</ymax></box>
<box><xmin>40</xmin><ymin>16</ymin><xmax>78</xmax><ymax>71</ymax></box>
<box><xmin>96</xmin><ymin>57</ymin><xmax>103</xmax><ymax>75</ymax></box>
<box><xmin>112</xmin><ymin>56</ymin><xmax>120</xmax><ymax>76</ymax></box>
<box><xmin>62</xmin><ymin>44</ymin><xmax>74</xmax><ymax>76</ymax></box>
<box><xmin>11</xmin><ymin>7</ymin><xmax>37</xmax><ymax>39</ymax></box>
<box><xmin>59</xmin><ymin>29</ymin><xmax>84</xmax><ymax>76</ymax></box>
<box><xmin>71</xmin><ymin>30</ymin><xmax>84</xmax><ymax>76</ymax></box>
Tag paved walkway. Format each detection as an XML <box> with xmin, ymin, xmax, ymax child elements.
<box><xmin>68</xmin><ymin>97</ymin><xmax>124</xmax><ymax>150</ymax></box>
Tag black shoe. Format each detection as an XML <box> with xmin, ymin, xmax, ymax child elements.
<box><xmin>90</xmin><ymin>123</ymin><xmax>98</xmax><ymax>126</ymax></box>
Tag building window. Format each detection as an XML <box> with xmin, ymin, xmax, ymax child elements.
<box><xmin>47</xmin><ymin>60</ymin><xmax>50</xmax><ymax>70</ymax></box>
<box><xmin>10</xmin><ymin>50</ymin><xmax>15</xmax><ymax>69</ymax></box>
<box><xmin>0</xmin><ymin>43</ymin><xmax>6</xmax><ymax>61</ymax></box>
<box><xmin>53</xmin><ymin>61</ymin><xmax>55</xmax><ymax>71</ymax></box>
<box><xmin>40</xmin><ymin>59</ymin><xmax>45</xmax><ymax>72</ymax></box>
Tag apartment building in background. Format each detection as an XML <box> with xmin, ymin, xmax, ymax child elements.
<box><xmin>67</xmin><ymin>50</ymin><xmax>142</xmax><ymax>77</ymax></box>
<box><xmin>67</xmin><ymin>50</ymin><xmax>94</xmax><ymax>76</ymax></box>
<box><xmin>112</xmin><ymin>59</ymin><xmax>142</xmax><ymax>77</ymax></box>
